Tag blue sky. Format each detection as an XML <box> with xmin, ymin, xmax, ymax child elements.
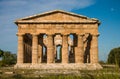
<box><xmin>0</xmin><ymin>0</ymin><xmax>120</xmax><ymax>61</ymax></box>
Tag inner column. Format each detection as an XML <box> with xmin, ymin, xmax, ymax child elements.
<box><xmin>75</xmin><ymin>34</ymin><xmax>84</xmax><ymax>63</ymax></box>
<box><xmin>47</xmin><ymin>34</ymin><xmax>54</xmax><ymax>63</ymax></box>
<box><xmin>38</xmin><ymin>34</ymin><xmax>43</xmax><ymax>63</ymax></box>
<box><xmin>62</xmin><ymin>34</ymin><xmax>68</xmax><ymax>63</ymax></box>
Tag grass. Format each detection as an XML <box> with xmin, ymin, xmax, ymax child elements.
<box><xmin>0</xmin><ymin>74</ymin><xmax>120</xmax><ymax>79</ymax></box>
<box><xmin>0</xmin><ymin>66</ymin><xmax>120</xmax><ymax>79</ymax></box>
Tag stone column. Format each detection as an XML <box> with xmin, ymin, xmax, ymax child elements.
<box><xmin>54</xmin><ymin>46</ymin><xmax>56</xmax><ymax>61</ymax></box>
<box><xmin>29</xmin><ymin>45</ymin><xmax>32</xmax><ymax>63</ymax></box>
<box><xmin>26</xmin><ymin>44</ymin><xmax>29</xmax><ymax>62</ymax></box>
<box><xmin>28</xmin><ymin>44</ymin><xmax>30</xmax><ymax>62</ymax></box>
<box><xmin>75</xmin><ymin>34</ymin><xmax>84</xmax><ymax>63</ymax></box>
<box><xmin>90</xmin><ymin>34</ymin><xmax>99</xmax><ymax>63</ymax></box>
<box><xmin>38</xmin><ymin>45</ymin><xmax>42</xmax><ymax>63</ymax></box>
<box><xmin>17</xmin><ymin>34</ymin><xmax>24</xmax><ymax>64</ymax></box>
<box><xmin>24</xmin><ymin>43</ymin><xmax>26</xmax><ymax>63</ymax></box>
<box><xmin>32</xmin><ymin>34</ymin><xmax>38</xmax><ymax>64</ymax></box>
<box><xmin>47</xmin><ymin>34</ymin><xmax>54</xmax><ymax>63</ymax></box>
<box><xmin>62</xmin><ymin>35</ymin><xmax>68</xmax><ymax>63</ymax></box>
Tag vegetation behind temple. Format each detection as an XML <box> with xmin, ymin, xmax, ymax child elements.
<box><xmin>107</xmin><ymin>47</ymin><xmax>120</xmax><ymax>67</ymax></box>
<box><xmin>0</xmin><ymin>49</ymin><xmax>16</xmax><ymax>67</ymax></box>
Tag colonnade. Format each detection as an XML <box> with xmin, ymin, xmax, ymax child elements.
<box><xmin>17</xmin><ymin>33</ymin><xmax>99</xmax><ymax>64</ymax></box>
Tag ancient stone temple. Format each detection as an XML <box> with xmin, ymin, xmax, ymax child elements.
<box><xmin>14</xmin><ymin>10</ymin><xmax>102</xmax><ymax>70</ymax></box>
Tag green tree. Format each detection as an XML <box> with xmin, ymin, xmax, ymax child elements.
<box><xmin>2</xmin><ymin>51</ymin><xmax>17</xmax><ymax>66</ymax></box>
<box><xmin>107</xmin><ymin>47</ymin><xmax>120</xmax><ymax>67</ymax></box>
<box><xmin>0</xmin><ymin>49</ymin><xmax>4</xmax><ymax>57</ymax></box>
<box><xmin>0</xmin><ymin>49</ymin><xmax>17</xmax><ymax>67</ymax></box>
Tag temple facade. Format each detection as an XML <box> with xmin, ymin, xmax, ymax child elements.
<box><xmin>14</xmin><ymin>10</ymin><xmax>102</xmax><ymax>70</ymax></box>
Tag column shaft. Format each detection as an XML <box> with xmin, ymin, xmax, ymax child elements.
<box><xmin>62</xmin><ymin>35</ymin><xmax>68</xmax><ymax>63</ymax></box>
<box><xmin>47</xmin><ymin>35</ymin><xmax>54</xmax><ymax>63</ymax></box>
<box><xmin>75</xmin><ymin>34</ymin><xmax>84</xmax><ymax>63</ymax></box>
<box><xmin>17</xmin><ymin>34</ymin><xmax>24</xmax><ymax>64</ymax></box>
<box><xmin>90</xmin><ymin>35</ymin><xmax>99</xmax><ymax>63</ymax></box>
<box><xmin>26</xmin><ymin>44</ymin><xmax>28</xmax><ymax>62</ymax></box>
<box><xmin>32</xmin><ymin>34</ymin><xmax>38</xmax><ymax>64</ymax></box>
<box><xmin>24</xmin><ymin>43</ymin><xmax>26</xmax><ymax>62</ymax></box>
<box><xmin>54</xmin><ymin>46</ymin><xmax>56</xmax><ymax>61</ymax></box>
<box><xmin>38</xmin><ymin>45</ymin><xmax>42</xmax><ymax>63</ymax></box>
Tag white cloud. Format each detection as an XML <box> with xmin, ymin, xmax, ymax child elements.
<box><xmin>47</xmin><ymin>0</ymin><xmax>94</xmax><ymax>10</ymax></box>
<box><xmin>0</xmin><ymin>0</ymin><xmax>96</xmax><ymax>20</ymax></box>
<box><xmin>0</xmin><ymin>0</ymin><xmax>95</xmax><ymax>12</ymax></box>
<box><xmin>36</xmin><ymin>0</ymin><xmax>95</xmax><ymax>11</ymax></box>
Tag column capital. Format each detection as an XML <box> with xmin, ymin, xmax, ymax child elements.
<box><xmin>79</xmin><ymin>34</ymin><xmax>84</xmax><ymax>37</ymax></box>
<box><xmin>46</xmin><ymin>33</ymin><xmax>54</xmax><ymax>36</ymax></box>
<box><xmin>76</xmin><ymin>33</ymin><xmax>84</xmax><ymax>36</ymax></box>
<box><xmin>62</xmin><ymin>34</ymin><xmax>69</xmax><ymax>36</ymax></box>
<box><xmin>47</xmin><ymin>34</ymin><xmax>53</xmax><ymax>36</ymax></box>
<box><xmin>61</xmin><ymin>33</ymin><xmax>70</xmax><ymax>36</ymax></box>
<box><xmin>16</xmin><ymin>33</ymin><xmax>24</xmax><ymax>36</ymax></box>
<box><xmin>32</xmin><ymin>33</ymin><xmax>38</xmax><ymax>36</ymax></box>
<box><xmin>91</xmin><ymin>33</ymin><xmax>100</xmax><ymax>37</ymax></box>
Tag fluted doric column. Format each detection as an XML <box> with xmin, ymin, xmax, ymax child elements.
<box><xmin>32</xmin><ymin>34</ymin><xmax>38</xmax><ymax>64</ymax></box>
<box><xmin>17</xmin><ymin>34</ymin><xmax>24</xmax><ymax>64</ymax></box>
<box><xmin>75</xmin><ymin>34</ymin><xmax>84</xmax><ymax>63</ymax></box>
<box><xmin>62</xmin><ymin>35</ymin><xmax>68</xmax><ymax>63</ymax></box>
<box><xmin>47</xmin><ymin>34</ymin><xmax>54</xmax><ymax>63</ymax></box>
<box><xmin>54</xmin><ymin>46</ymin><xmax>56</xmax><ymax>61</ymax></box>
<box><xmin>90</xmin><ymin>34</ymin><xmax>99</xmax><ymax>63</ymax></box>
<box><xmin>26</xmin><ymin>44</ymin><xmax>29</xmax><ymax>62</ymax></box>
<box><xmin>38</xmin><ymin>45</ymin><xmax>42</xmax><ymax>63</ymax></box>
<box><xmin>24</xmin><ymin>43</ymin><xmax>26</xmax><ymax>63</ymax></box>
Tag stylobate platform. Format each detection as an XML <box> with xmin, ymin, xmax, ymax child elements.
<box><xmin>14</xmin><ymin>63</ymin><xmax>103</xmax><ymax>70</ymax></box>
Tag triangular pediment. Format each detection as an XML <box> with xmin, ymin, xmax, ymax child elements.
<box><xmin>15</xmin><ymin>10</ymin><xmax>99</xmax><ymax>23</ymax></box>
